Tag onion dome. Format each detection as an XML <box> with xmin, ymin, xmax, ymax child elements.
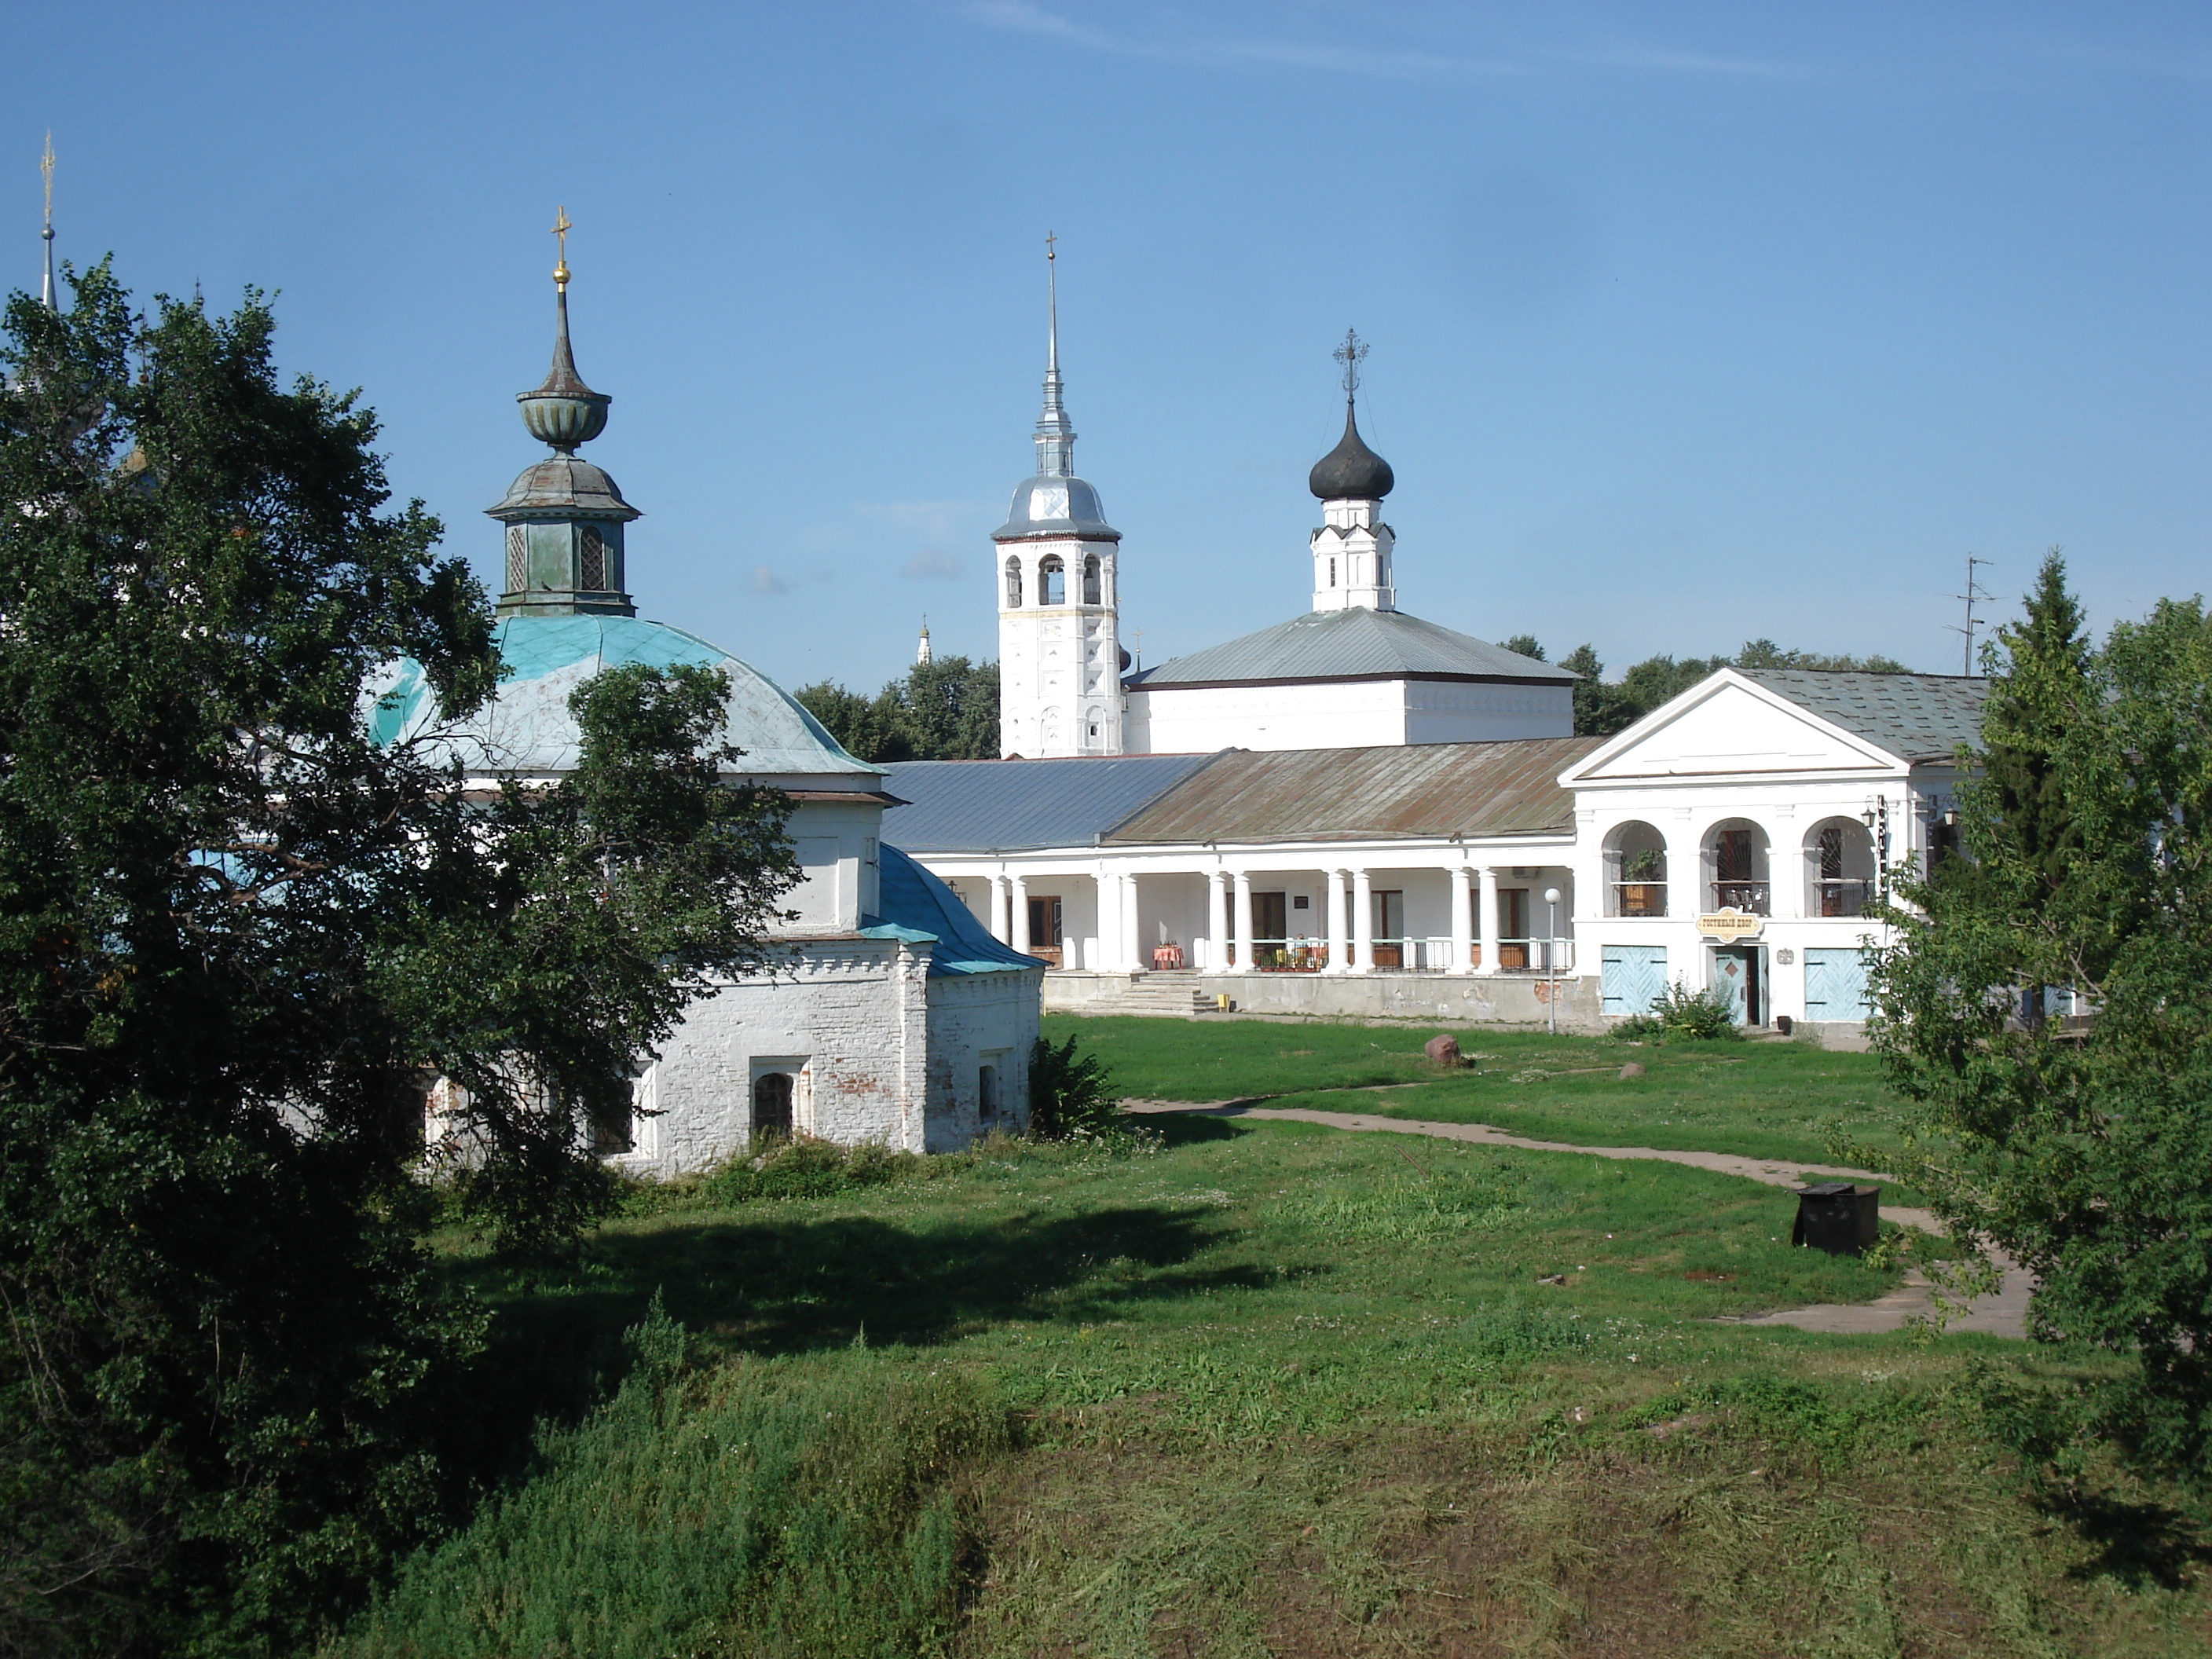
<box><xmin>1308</xmin><ymin>400</ymin><xmax>1394</xmax><ymax>500</ymax></box>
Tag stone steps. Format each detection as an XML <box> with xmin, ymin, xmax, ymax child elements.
<box><xmin>1049</xmin><ymin>974</ymin><xmax>1214</xmax><ymax>1019</ymax></box>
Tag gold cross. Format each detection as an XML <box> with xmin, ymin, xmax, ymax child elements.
<box><xmin>1045</xmin><ymin>229</ymin><xmax>1056</xmax><ymax>262</ymax></box>
<box><xmin>40</xmin><ymin>132</ymin><xmax>54</xmax><ymax>228</ymax></box>
<box><xmin>551</xmin><ymin>204</ymin><xmax>572</xmax><ymax>284</ymax></box>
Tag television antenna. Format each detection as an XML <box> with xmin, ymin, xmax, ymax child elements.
<box><xmin>1949</xmin><ymin>555</ymin><xmax>1993</xmax><ymax>676</ymax></box>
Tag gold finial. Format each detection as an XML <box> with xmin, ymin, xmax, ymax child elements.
<box><xmin>551</xmin><ymin>203</ymin><xmax>572</xmax><ymax>287</ymax></box>
<box><xmin>40</xmin><ymin>132</ymin><xmax>54</xmax><ymax>231</ymax></box>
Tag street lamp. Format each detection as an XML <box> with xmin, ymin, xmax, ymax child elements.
<box><xmin>1543</xmin><ymin>887</ymin><xmax>1563</xmax><ymax>1035</ymax></box>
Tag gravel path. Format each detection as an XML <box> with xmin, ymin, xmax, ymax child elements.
<box><xmin>1123</xmin><ymin>1097</ymin><xmax>2030</xmax><ymax>1339</ymax></box>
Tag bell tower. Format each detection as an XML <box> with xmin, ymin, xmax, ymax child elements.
<box><xmin>994</xmin><ymin>236</ymin><xmax>1125</xmax><ymax>757</ymax></box>
<box><xmin>486</xmin><ymin>207</ymin><xmax>641</xmax><ymax>618</ymax></box>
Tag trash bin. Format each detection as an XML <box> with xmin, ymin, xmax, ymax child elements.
<box><xmin>1791</xmin><ymin>1182</ymin><xmax>1881</xmax><ymax>1255</ymax></box>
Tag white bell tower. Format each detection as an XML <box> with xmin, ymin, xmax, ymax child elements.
<box><xmin>995</xmin><ymin>237</ymin><xmax>1125</xmax><ymax>758</ymax></box>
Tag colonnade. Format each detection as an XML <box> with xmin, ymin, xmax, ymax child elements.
<box><xmin>978</xmin><ymin>863</ymin><xmax>1547</xmax><ymax>976</ymax></box>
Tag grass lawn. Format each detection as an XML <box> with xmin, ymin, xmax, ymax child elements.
<box><xmin>335</xmin><ymin>1119</ymin><xmax>2209</xmax><ymax>1657</ymax></box>
<box><xmin>1047</xmin><ymin>1013</ymin><xmax>1914</xmax><ymax>1172</ymax></box>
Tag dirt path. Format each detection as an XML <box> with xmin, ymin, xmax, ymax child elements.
<box><xmin>1123</xmin><ymin>1098</ymin><xmax>2030</xmax><ymax>1339</ymax></box>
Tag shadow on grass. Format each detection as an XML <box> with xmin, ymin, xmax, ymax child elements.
<box><xmin>441</xmin><ymin>1200</ymin><xmax>1262</xmax><ymax>1483</ymax></box>
<box><xmin>1141</xmin><ymin>1113</ymin><xmax>1248</xmax><ymax>1148</ymax></box>
<box><xmin>2053</xmin><ymin>1490</ymin><xmax>2212</xmax><ymax>1590</ymax></box>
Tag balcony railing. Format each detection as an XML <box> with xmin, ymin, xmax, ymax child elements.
<box><xmin>1814</xmin><ymin>880</ymin><xmax>1872</xmax><ymax>918</ymax></box>
<box><xmin>1612</xmin><ymin>881</ymin><xmax>1667</xmax><ymax>917</ymax></box>
<box><xmin>1710</xmin><ymin>881</ymin><xmax>1771</xmax><ymax>915</ymax></box>
<box><xmin>1221</xmin><ymin>937</ymin><xmax>1578</xmax><ymax>973</ymax></box>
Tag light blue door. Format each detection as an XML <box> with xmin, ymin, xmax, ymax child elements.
<box><xmin>1601</xmin><ymin>944</ymin><xmax>1668</xmax><ymax>1016</ymax></box>
<box><xmin>1803</xmin><ymin>947</ymin><xmax>1871</xmax><ymax>1020</ymax></box>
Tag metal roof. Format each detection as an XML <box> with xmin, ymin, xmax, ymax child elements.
<box><xmin>1125</xmin><ymin>606</ymin><xmax>1576</xmax><ymax>690</ymax></box>
<box><xmin>862</xmin><ymin>844</ymin><xmax>1042</xmax><ymax>976</ymax></box>
<box><xmin>1104</xmin><ymin>737</ymin><xmax>1602</xmax><ymax>845</ymax></box>
<box><xmin>880</xmin><ymin>753</ymin><xmax>1223</xmax><ymax>852</ymax></box>
<box><xmin>366</xmin><ymin>614</ymin><xmax>877</xmax><ymax>782</ymax></box>
<box><xmin>1738</xmin><ymin>669</ymin><xmax>1986</xmax><ymax>763</ymax></box>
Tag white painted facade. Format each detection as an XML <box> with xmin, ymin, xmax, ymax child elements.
<box><xmin>1310</xmin><ymin>496</ymin><xmax>1395</xmax><ymax>611</ymax></box>
<box><xmin>997</xmin><ymin>533</ymin><xmax>1123</xmax><ymax>757</ymax></box>
<box><xmin>1125</xmin><ymin>675</ymin><xmax>1573</xmax><ymax>754</ymax></box>
<box><xmin>1559</xmin><ymin>670</ymin><xmax>1964</xmax><ymax>1030</ymax></box>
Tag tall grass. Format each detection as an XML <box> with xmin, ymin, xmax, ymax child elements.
<box><xmin>327</xmin><ymin>1303</ymin><xmax>1005</xmax><ymax>1659</ymax></box>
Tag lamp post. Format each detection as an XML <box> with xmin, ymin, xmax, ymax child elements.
<box><xmin>1543</xmin><ymin>887</ymin><xmax>1563</xmax><ymax>1035</ymax></box>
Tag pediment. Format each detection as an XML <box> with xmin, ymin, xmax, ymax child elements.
<box><xmin>1566</xmin><ymin>673</ymin><xmax>1900</xmax><ymax>782</ymax></box>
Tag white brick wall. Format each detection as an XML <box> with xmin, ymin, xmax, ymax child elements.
<box><xmin>610</xmin><ymin>935</ymin><xmax>1042</xmax><ymax>1177</ymax></box>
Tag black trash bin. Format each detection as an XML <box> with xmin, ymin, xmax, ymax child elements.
<box><xmin>1791</xmin><ymin>1181</ymin><xmax>1881</xmax><ymax>1255</ymax></box>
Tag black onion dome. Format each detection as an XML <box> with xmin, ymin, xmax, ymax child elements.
<box><xmin>1307</xmin><ymin>401</ymin><xmax>1394</xmax><ymax>500</ymax></box>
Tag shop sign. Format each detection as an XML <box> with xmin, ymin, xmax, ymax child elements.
<box><xmin>1697</xmin><ymin>908</ymin><xmax>1763</xmax><ymax>942</ymax></box>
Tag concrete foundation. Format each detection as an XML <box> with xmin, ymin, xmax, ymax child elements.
<box><xmin>1043</xmin><ymin>969</ymin><xmax>1604</xmax><ymax>1033</ymax></box>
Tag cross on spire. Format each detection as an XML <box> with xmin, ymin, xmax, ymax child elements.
<box><xmin>1334</xmin><ymin>328</ymin><xmax>1368</xmax><ymax>400</ymax></box>
<box><xmin>39</xmin><ymin>133</ymin><xmax>56</xmax><ymax>309</ymax></box>
<box><xmin>551</xmin><ymin>204</ymin><xmax>573</xmax><ymax>287</ymax></box>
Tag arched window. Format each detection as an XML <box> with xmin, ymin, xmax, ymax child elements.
<box><xmin>1038</xmin><ymin>555</ymin><xmax>1065</xmax><ymax>605</ymax></box>
<box><xmin>753</xmin><ymin>1071</ymin><xmax>794</xmax><ymax>1143</ymax></box>
<box><xmin>1082</xmin><ymin>553</ymin><xmax>1101</xmax><ymax>605</ymax></box>
<box><xmin>1004</xmin><ymin>555</ymin><xmax>1023</xmax><ymax>609</ymax></box>
<box><xmin>1704</xmin><ymin>819</ymin><xmax>1771</xmax><ymax>915</ymax></box>
<box><xmin>1804</xmin><ymin>818</ymin><xmax>1876</xmax><ymax>917</ymax></box>
<box><xmin>1604</xmin><ymin>821</ymin><xmax>1668</xmax><ymax>917</ymax></box>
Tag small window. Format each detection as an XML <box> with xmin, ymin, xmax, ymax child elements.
<box><xmin>591</xmin><ymin>1102</ymin><xmax>632</xmax><ymax>1156</ymax></box>
<box><xmin>1328</xmin><ymin>556</ymin><xmax>1337</xmax><ymax>588</ymax></box>
<box><xmin>578</xmin><ymin>526</ymin><xmax>605</xmax><ymax>591</ymax></box>
<box><xmin>1039</xmin><ymin>555</ymin><xmax>1065</xmax><ymax>605</ymax></box>
<box><xmin>1293</xmin><ymin>895</ymin><xmax>1309</xmax><ymax>910</ymax></box>
<box><xmin>505</xmin><ymin>526</ymin><xmax>526</xmax><ymax>593</ymax></box>
<box><xmin>979</xmin><ymin>1064</ymin><xmax>1000</xmax><ymax>1122</ymax></box>
<box><xmin>1088</xmin><ymin>724</ymin><xmax>1098</xmax><ymax>736</ymax></box>
<box><xmin>1004</xmin><ymin>555</ymin><xmax>1023</xmax><ymax>608</ymax></box>
<box><xmin>753</xmin><ymin>1071</ymin><xmax>794</xmax><ymax>1143</ymax></box>
<box><xmin>1082</xmin><ymin>553</ymin><xmax>1101</xmax><ymax>605</ymax></box>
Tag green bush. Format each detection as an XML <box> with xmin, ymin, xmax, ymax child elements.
<box><xmin>328</xmin><ymin>1302</ymin><xmax>1007</xmax><ymax>1659</ymax></box>
<box><xmin>699</xmin><ymin>1137</ymin><xmax>921</xmax><ymax>1207</ymax></box>
<box><xmin>1611</xmin><ymin>980</ymin><xmax>1742</xmax><ymax>1042</ymax></box>
<box><xmin>1027</xmin><ymin>1032</ymin><xmax>1122</xmax><ymax>1140</ymax></box>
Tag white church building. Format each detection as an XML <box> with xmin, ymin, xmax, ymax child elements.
<box><xmin>379</xmin><ymin>251</ymin><xmax>1042</xmax><ymax>1173</ymax></box>
<box><xmin>890</xmin><ymin>269</ymin><xmax>1984</xmax><ymax>1035</ymax></box>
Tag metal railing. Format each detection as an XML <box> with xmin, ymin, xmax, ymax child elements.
<box><xmin>1813</xmin><ymin>880</ymin><xmax>1872</xmax><ymax>918</ymax></box>
<box><xmin>1611</xmin><ymin>881</ymin><xmax>1667</xmax><ymax>917</ymax></box>
<box><xmin>1710</xmin><ymin>881</ymin><xmax>1771</xmax><ymax>915</ymax></box>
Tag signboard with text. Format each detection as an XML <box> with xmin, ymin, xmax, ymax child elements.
<box><xmin>1697</xmin><ymin>908</ymin><xmax>1764</xmax><ymax>942</ymax></box>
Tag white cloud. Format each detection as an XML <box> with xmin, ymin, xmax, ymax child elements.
<box><xmin>747</xmin><ymin>565</ymin><xmax>789</xmax><ymax>595</ymax></box>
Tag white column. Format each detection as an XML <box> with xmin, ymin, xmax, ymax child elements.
<box><xmin>1206</xmin><ymin>870</ymin><xmax>1228</xmax><ymax>972</ymax></box>
<box><xmin>989</xmin><ymin>873</ymin><xmax>1011</xmax><ymax>944</ymax></box>
<box><xmin>1323</xmin><ymin>867</ymin><xmax>1349</xmax><ymax>975</ymax></box>
<box><xmin>1094</xmin><ymin>871</ymin><xmax>1118</xmax><ymax>970</ymax></box>
<box><xmin>1477</xmin><ymin>865</ymin><xmax>1500</xmax><ymax>976</ymax></box>
<box><xmin>1010</xmin><ymin>874</ymin><xmax>1031</xmax><ymax>956</ymax></box>
<box><xmin>1231</xmin><ymin>870</ymin><xmax>1254</xmax><ymax>975</ymax></box>
<box><xmin>1123</xmin><ymin>871</ymin><xmax>1144</xmax><ymax>972</ymax></box>
<box><xmin>1351</xmin><ymin>868</ymin><xmax>1374</xmax><ymax>974</ymax></box>
<box><xmin>1449</xmin><ymin>865</ymin><xmax>1474</xmax><ymax>976</ymax></box>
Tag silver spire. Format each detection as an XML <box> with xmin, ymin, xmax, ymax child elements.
<box><xmin>1032</xmin><ymin>231</ymin><xmax>1075</xmax><ymax>478</ymax></box>
<box><xmin>39</xmin><ymin>133</ymin><xmax>55</xmax><ymax>309</ymax></box>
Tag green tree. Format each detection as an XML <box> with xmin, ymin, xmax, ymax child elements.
<box><xmin>1500</xmin><ymin>633</ymin><xmax>1546</xmax><ymax>661</ymax></box>
<box><xmin>1869</xmin><ymin>573</ymin><xmax>2212</xmax><ymax>1492</ymax></box>
<box><xmin>0</xmin><ymin>271</ymin><xmax>797</xmax><ymax>1650</ymax></box>
<box><xmin>797</xmin><ymin>656</ymin><xmax>1000</xmax><ymax>763</ymax></box>
<box><xmin>1558</xmin><ymin>644</ymin><xmax>1641</xmax><ymax>738</ymax></box>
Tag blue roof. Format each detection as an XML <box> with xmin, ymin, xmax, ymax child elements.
<box><xmin>366</xmin><ymin>613</ymin><xmax>875</xmax><ymax>782</ymax></box>
<box><xmin>863</xmin><ymin>844</ymin><xmax>1042</xmax><ymax>976</ymax></box>
<box><xmin>880</xmin><ymin>753</ymin><xmax>1224</xmax><ymax>852</ymax></box>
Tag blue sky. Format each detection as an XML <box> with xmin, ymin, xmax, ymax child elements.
<box><xmin>14</xmin><ymin>2</ymin><xmax>2212</xmax><ymax>689</ymax></box>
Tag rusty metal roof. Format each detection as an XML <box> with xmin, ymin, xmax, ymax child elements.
<box><xmin>1104</xmin><ymin>737</ymin><xmax>1602</xmax><ymax>845</ymax></box>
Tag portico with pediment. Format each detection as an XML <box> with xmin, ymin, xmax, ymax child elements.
<box><xmin>1559</xmin><ymin>668</ymin><xmax>1983</xmax><ymax>1030</ymax></box>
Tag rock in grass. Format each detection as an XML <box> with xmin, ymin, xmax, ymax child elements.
<box><xmin>1425</xmin><ymin>1035</ymin><xmax>1463</xmax><ymax>1067</ymax></box>
<box><xmin>1617</xmin><ymin>1062</ymin><xmax>1646</xmax><ymax>1080</ymax></box>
